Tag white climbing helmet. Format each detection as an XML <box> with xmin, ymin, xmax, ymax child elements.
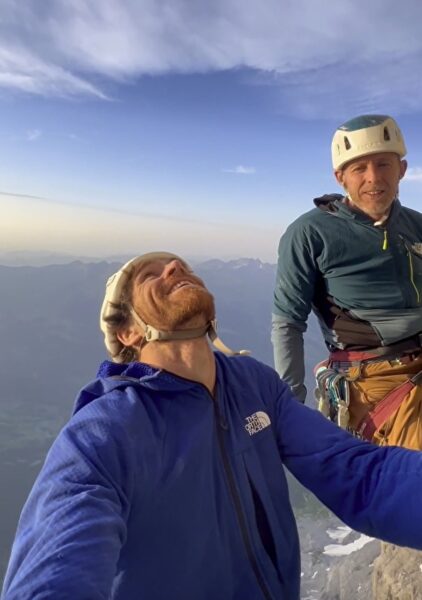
<box><xmin>100</xmin><ymin>251</ymin><xmax>249</xmax><ymax>363</ymax></box>
<box><xmin>331</xmin><ymin>114</ymin><xmax>407</xmax><ymax>170</ymax></box>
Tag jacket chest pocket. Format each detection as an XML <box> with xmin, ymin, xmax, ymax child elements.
<box><xmin>408</xmin><ymin>245</ymin><xmax>422</xmax><ymax>298</ymax></box>
<box><xmin>409</xmin><ymin>245</ymin><xmax>422</xmax><ymax>272</ymax></box>
<box><xmin>399</xmin><ymin>237</ymin><xmax>422</xmax><ymax>302</ymax></box>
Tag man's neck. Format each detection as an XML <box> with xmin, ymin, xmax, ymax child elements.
<box><xmin>344</xmin><ymin>197</ymin><xmax>393</xmax><ymax>223</ymax></box>
<box><xmin>138</xmin><ymin>338</ymin><xmax>216</xmax><ymax>395</ymax></box>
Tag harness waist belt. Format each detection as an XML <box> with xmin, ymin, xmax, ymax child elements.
<box><xmin>330</xmin><ymin>334</ymin><xmax>422</xmax><ymax>363</ymax></box>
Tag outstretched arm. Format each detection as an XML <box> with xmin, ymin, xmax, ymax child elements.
<box><xmin>273</xmin><ymin>377</ymin><xmax>422</xmax><ymax>549</ymax></box>
<box><xmin>2</xmin><ymin>395</ymin><xmax>135</xmax><ymax>600</ymax></box>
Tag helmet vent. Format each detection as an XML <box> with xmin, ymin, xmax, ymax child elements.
<box><xmin>344</xmin><ymin>136</ymin><xmax>351</xmax><ymax>150</ymax></box>
<box><xmin>383</xmin><ymin>127</ymin><xmax>391</xmax><ymax>141</ymax></box>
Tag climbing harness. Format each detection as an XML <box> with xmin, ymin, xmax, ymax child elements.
<box><xmin>315</xmin><ymin>348</ymin><xmax>422</xmax><ymax>442</ymax></box>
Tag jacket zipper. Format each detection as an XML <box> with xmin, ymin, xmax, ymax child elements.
<box><xmin>211</xmin><ymin>394</ymin><xmax>273</xmax><ymax>600</ymax></box>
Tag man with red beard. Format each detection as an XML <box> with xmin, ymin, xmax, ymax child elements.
<box><xmin>3</xmin><ymin>251</ymin><xmax>422</xmax><ymax>600</ymax></box>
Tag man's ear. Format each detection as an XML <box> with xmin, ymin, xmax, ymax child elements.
<box><xmin>117</xmin><ymin>325</ymin><xmax>143</xmax><ymax>347</ymax></box>
<box><xmin>399</xmin><ymin>159</ymin><xmax>407</xmax><ymax>180</ymax></box>
<box><xmin>334</xmin><ymin>169</ymin><xmax>344</xmax><ymax>186</ymax></box>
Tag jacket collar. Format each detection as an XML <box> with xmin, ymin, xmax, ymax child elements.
<box><xmin>314</xmin><ymin>193</ymin><xmax>402</xmax><ymax>225</ymax></box>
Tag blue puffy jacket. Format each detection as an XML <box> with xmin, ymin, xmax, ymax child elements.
<box><xmin>2</xmin><ymin>353</ymin><xmax>422</xmax><ymax>599</ymax></box>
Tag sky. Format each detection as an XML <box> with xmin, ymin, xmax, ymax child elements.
<box><xmin>1</xmin><ymin>0</ymin><xmax>422</xmax><ymax>262</ymax></box>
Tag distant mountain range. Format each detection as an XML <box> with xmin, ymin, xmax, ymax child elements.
<box><xmin>0</xmin><ymin>250</ymin><xmax>219</xmax><ymax>267</ymax></box>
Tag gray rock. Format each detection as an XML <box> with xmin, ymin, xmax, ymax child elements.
<box><xmin>372</xmin><ymin>543</ymin><xmax>422</xmax><ymax>600</ymax></box>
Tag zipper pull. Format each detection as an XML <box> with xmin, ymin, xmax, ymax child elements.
<box><xmin>382</xmin><ymin>230</ymin><xmax>388</xmax><ymax>251</ymax></box>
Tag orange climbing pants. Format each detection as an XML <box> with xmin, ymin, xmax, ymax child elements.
<box><xmin>332</xmin><ymin>353</ymin><xmax>422</xmax><ymax>450</ymax></box>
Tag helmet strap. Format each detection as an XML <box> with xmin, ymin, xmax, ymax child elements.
<box><xmin>129</xmin><ymin>308</ymin><xmax>249</xmax><ymax>356</ymax></box>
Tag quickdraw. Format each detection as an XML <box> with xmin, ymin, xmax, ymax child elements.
<box><xmin>314</xmin><ymin>361</ymin><xmax>350</xmax><ymax>430</ymax></box>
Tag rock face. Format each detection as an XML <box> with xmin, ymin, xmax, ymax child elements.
<box><xmin>321</xmin><ymin>538</ymin><xmax>380</xmax><ymax>600</ymax></box>
<box><xmin>297</xmin><ymin>513</ymin><xmax>381</xmax><ymax>600</ymax></box>
<box><xmin>298</xmin><ymin>513</ymin><xmax>422</xmax><ymax>600</ymax></box>
<box><xmin>372</xmin><ymin>543</ymin><xmax>422</xmax><ymax>600</ymax></box>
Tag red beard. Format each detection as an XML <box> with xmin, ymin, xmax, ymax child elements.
<box><xmin>139</xmin><ymin>277</ymin><xmax>216</xmax><ymax>331</ymax></box>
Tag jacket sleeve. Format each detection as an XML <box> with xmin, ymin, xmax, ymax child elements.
<box><xmin>1</xmin><ymin>393</ymin><xmax>136</xmax><ymax>600</ymax></box>
<box><xmin>271</xmin><ymin>315</ymin><xmax>306</xmax><ymax>402</ymax></box>
<box><xmin>272</xmin><ymin>220</ymin><xmax>322</xmax><ymax>400</ymax></box>
<box><xmin>273</xmin><ymin>377</ymin><xmax>422</xmax><ymax>549</ymax></box>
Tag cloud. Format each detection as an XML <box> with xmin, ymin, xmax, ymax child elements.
<box><xmin>0</xmin><ymin>190</ymin><xmax>47</xmax><ymax>201</ymax></box>
<box><xmin>223</xmin><ymin>165</ymin><xmax>256</xmax><ymax>175</ymax></box>
<box><xmin>405</xmin><ymin>167</ymin><xmax>422</xmax><ymax>182</ymax></box>
<box><xmin>26</xmin><ymin>129</ymin><xmax>42</xmax><ymax>141</ymax></box>
<box><xmin>1</xmin><ymin>0</ymin><xmax>422</xmax><ymax>114</ymax></box>
<box><xmin>0</xmin><ymin>43</ymin><xmax>108</xmax><ymax>99</ymax></box>
<box><xmin>66</xmin><ymin>133</ymin><xmax>86</xmax><ymax>143</ymax></box>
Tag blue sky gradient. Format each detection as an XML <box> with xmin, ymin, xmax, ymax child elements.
<box><xmin>1</xmin><ymin>0</ymin><xmax>422</xmax><ymax>261</ymax></box>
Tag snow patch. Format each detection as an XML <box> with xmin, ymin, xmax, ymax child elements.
<box><xmin>326</xmin><ymin>525</ymin><xmax>351</xmax><ymax>543</ymax></box>
<box><xmin>324</xmin><ymin>534</ymin><xmax>374</xmax><ymax>557</ymax></box>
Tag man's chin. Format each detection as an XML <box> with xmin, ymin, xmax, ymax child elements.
<box><xmin>154</xmin><ymin>288</ymin><xmax>216</xmax><ymax>332</ymax></box>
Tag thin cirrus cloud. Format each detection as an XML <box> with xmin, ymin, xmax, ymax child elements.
<box><xmin>404</xmin><ymin>167</ymin><xmax>422</xmax><ymax>182</ymax></box>
<box><xmin>26</xmin><ymin>129</ymin><xmax>42</xmax><ymax>141</ymax></box>
<box><xmin>0</xmin><ymin>44</ymin><xmax>108</xmax><ymax>99</ymax></box>
<box><xmin>223</xmin><ymin>165</ymin><xmax>256</xmax><ymax>175</ymax></box>
<box><xmin>1</xmin><ymin>1</ymin><xmax>422</xmax><ymax>115</ymax></box>
<box><xmin>0</xmin><ymin>191</ymin><xmax>280</xmax><ymax>260</ymax></box>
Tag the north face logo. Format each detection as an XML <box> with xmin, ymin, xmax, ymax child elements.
<box><xmin>245</xmin><ymin>411</ymin><xmax>271</xmax><ymax>436</ymax></box>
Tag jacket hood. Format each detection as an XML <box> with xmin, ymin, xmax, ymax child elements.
<box><xmin>72</xmin><ymin>360</ymin><xmax>200</xmax><ymax>416</ymax></box>
<box><xmin>313</xmin><ymin>193</ymin><xmax>344</xmax><ymax>212</ymax></box>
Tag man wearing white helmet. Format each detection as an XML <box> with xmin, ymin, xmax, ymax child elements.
<box><xmin>272</xmin><ymin>116</ymin><xmax>422</xmax><ymax>593</ymax></box>
<box><xmin>272</xmin><ymin>114</ymin><xmax>422</xmax><ymax>443</ymax></box>
<box><xmin>4</xmin><ymin>250</ymin><xmax>422</xmax><ymax>600</ymax></box>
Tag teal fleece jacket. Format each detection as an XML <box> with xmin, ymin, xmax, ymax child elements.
<box><xmin>272</xmin><ymin>196</ymin><xmax>422</xmax><ymax>401</ymax></box>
